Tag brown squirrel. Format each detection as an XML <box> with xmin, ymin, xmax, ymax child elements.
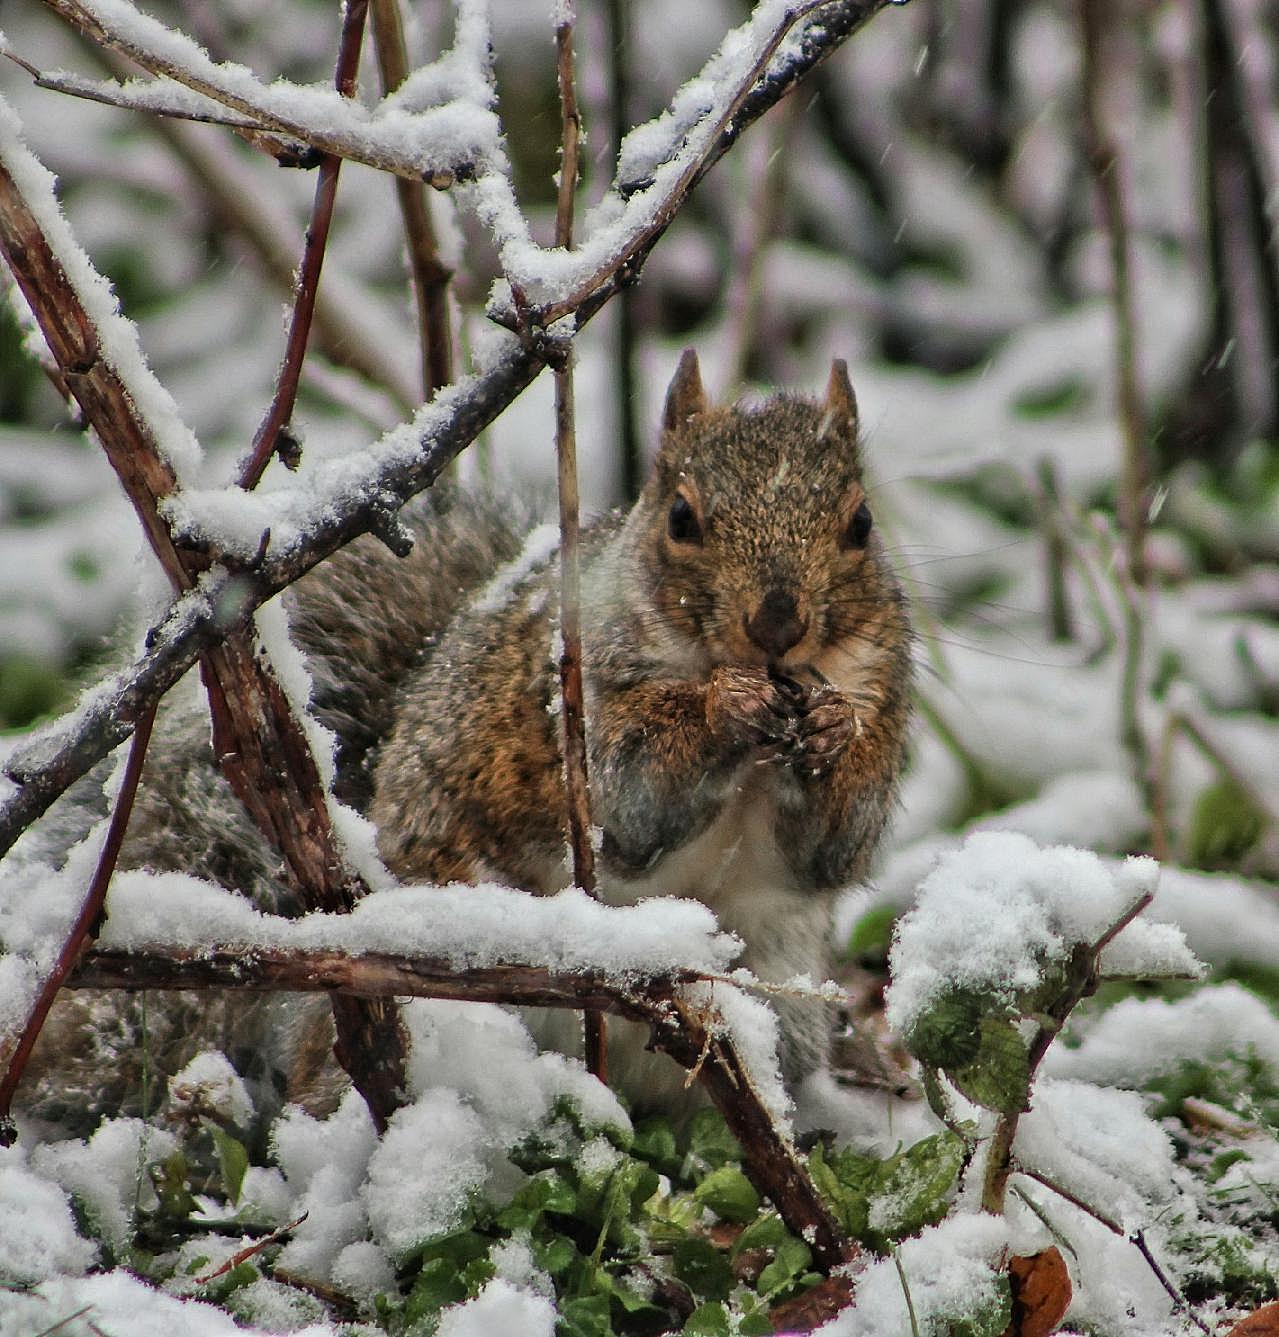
<box><xmin>367</xmin><ymin>349</ymin><xmax>912</xmax><ymax>1106</ymax></box>
<box><xmin>22</xmin><ymin>351</ymin><xmax>911</xmax><ymax>1128</ymax></box>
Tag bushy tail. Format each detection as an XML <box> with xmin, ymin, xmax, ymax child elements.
<box><xmin>289</xmin><ymin>485</ymin><xmax>531</xmax><ymax>810</ymax></box>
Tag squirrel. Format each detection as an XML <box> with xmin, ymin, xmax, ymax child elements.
<box><xmin>19</xmin><ymin>350</ymin><xmax>912</xmax><ymax>1130</ymax></box>
<box><xmin>367</xmin><ymin>349</ymin><xmax>913</xmax><ymax>1107</ymax></box>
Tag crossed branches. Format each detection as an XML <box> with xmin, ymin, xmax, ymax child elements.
<box><xmin>0</xmin><ymin>0</ymin><xmax>894</xmax><ymax>1280</ymax></box>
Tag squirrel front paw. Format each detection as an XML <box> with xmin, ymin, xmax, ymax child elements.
<box><xmin>791</xmin><ymin>683</ymin><xmax>860</xmax><ymax>778</ymax></box>
<box><xmin>705</xmin><ymin>665</ymin><xmax>794</xmax><ymax>750</ymax></box>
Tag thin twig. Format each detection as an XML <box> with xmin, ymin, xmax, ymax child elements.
<box><xmin>192</xmin><ymin>1213</ymin><xmax>308</xmax><ymax>1284</ymax></box>
<box><xmin>0</xmin><ymin>701</ymin><xmax>156</xmax><ymax>1143</ymax></box>
<box><xmin>982</xmin><ymin>891</ymin><xmax>1154</xmax><ymax>1213</ymax></box>
<box><xmin>0</xmin><ymin>105</ymin><xmax>407</xmax><ymax>1131</ymax></box>
<box><xmin>239</xmin><ymin>0</ymin><xmax>371</xmax><ymax>489</ymax></box>
<box><xmin>891</xmin><ymin>1244</ymin><xmax>922</xmax><ymax>1337</ymax></box>
<box><xmin>39</xmin><ymin>0</ymin><xmax>471</xmax><ymax>187</ymax></box>
<box><xmin>552</xmin><ymin>6</ymin><xmax>606</xmax><ymax>1083</ymax></box>
<box><xmin>368</xmin><ymin>0</ymin><xmax>453</xmax><ymax>399</ymax></box>
<box><xmin>514</xmin><ymin>0</ymin><xmax>855</xmax><ymax>329</ymax></box>
<box><xmin>604</xmin><ymin>0</ymin><xmax>642</xmax><ymax>501</ymax></box>
<box><xmin>1013</xmin><ymin>1166</ymin><xmax>1208</xmax><ymax>1333</ymax></box>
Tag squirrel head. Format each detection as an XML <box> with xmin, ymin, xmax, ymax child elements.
<box><xmin>635</xmin><ymin>349</ymin><xmax>900</xmax><ymax>674</ymax></box>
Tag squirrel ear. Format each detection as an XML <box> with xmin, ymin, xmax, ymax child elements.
<box><xmin>663</xmin><ymin>349</ymin><xmax>709</xmax><ymax>433</ymax></box>
<box><xmin>820</xmin><ymin>359</ymin><xmax>859</xmax><ymax>442</ymax></box>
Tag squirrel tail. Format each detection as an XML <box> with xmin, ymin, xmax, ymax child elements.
<box><xmin>289</xmin><ymin>484</ymin><xmax>534</xmax><ymax>809</ymax></box>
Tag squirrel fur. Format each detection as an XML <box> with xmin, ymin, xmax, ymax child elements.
<box><xmin>20</xmin><ymin>350</ymin><xmax>911</xmax><ymax>1131</ymax></box>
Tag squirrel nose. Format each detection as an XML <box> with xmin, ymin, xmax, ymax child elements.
<box><xmin>744</xmin><ymin>587</ymin><xmax>808</xmax><ymax>659</ymax></box>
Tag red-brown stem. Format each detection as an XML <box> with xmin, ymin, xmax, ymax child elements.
<box><xmin>0</xmin><ymin>701</ymin><xmax>157</xmax><ymax>1141</ymax></box>
<box><xmin>552</xmin><ymin>10</ymin><xmax>605</xmax><ymax>1082</ymax></box>
<box><xmin>981</xmin><ymin>890</ymin><xmax>1155</xmax><ymax>1214</ymax></box>
<box><xmin>369</xmin><ymin>0</ymin><xmax>454</xmax><ymax>398</ymax></box>
<box><xmin>239</xmin><ymin>0</ymin><xmax>371</xmax><ymax>489</ymax></box>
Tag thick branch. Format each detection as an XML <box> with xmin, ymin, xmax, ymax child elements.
<box><xmin>0</xmin><ymin>99</ymin><xmax>406</xmax><ymax>1130</ymax></box>
<box><xmin>72</xmin><ymin>945</ymin><xmax>854</xmax><ymax>1272</ymax></box>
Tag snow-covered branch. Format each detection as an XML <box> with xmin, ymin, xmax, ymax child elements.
<box><xmin>1</xmin><ymin>1</ymin><xmax>884</xmax><ymax>854</ymax></box>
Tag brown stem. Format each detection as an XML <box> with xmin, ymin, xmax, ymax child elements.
<box><xmin>521</xmin><ymin>0</ymin><xmax>864</xmax><ymax>329</ymax></box>
<box><xmin>552</xmin><ymin>10</ymin><xmax>606</xmax><ymax>1083</ymax></box>
<box><xmin>604</xmin><ymin>0</ymin><xmax>642</xmax><ymax>501</ymax></box>
<box><xmin>239</xmin><ymin>0</ymin><xmax>371</xmax><ymax>489</ymax></box>
<box><xmin>369</xmin><ymin>0</ymin><xmax>454</xmax><ymax>398</ymax></box>
<box><xmin>981</xmin><ymin>891</ymin><xmax>1153</xmax><ymax>1214</ymax></box>
<box><xmin>0</xmin><ymin>702</ymin><xmax>156</xmax><ymax>1143</ymax></box>
<box><xmin>40</xmin><ymin>0</ymin><xmax>465</xmax><ymax>187</ymax></box>
<box><xmin>72</xmin><ymin>945</ymin><xmax>855</xmax><ymax>1272</ymax></box>
<box><xmin>1079</xmin><ymin>0</ymin><xmax>1149</xmax><ymax>587</ymax></box>
<box><xmin>0</xmin><ymin>110</ymin><xmax>406</xmax><ymax>1131</ymax></box>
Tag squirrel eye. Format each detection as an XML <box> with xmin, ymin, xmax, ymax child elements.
<box><xmin>667</xmin><ymin>493</ymin><xmax>702</xmax><ymax>544</ymax></box>
<box><xmin>845</xmin><ymin>500</ymin><xmax>873</xmax><ymax>549</ymax></box>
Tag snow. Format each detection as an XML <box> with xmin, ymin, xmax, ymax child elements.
<box><xmin>1044</xmin><ymin>983</ymin><xmax>1279</xmax><ymax>1087</ymax></box>
<box><xmin>32</xmin><ymin>1119</ymin><xmax>179</xmax><ymax>1252</ymax></box>
<box><xmin>434</xmin><ymin>1278</ymin><xmax>557</xmax><ymax>1337</ymax></box>
<box><xmin>0</xmin><ymin>1144</ymin><xmax>98</xmax><ymax>1284</ymax></box>
<box><xmin>817</xmin><ymin>1213</ymin><xmax>1011</xmax><ymax>1336</ymax></box>
<box><xmin>885</xmin><ymin>832</ymin><xmax>1202</xmax><ymax>1042</ymax></box>
<box><xmin>166</xmin><ymin>1051</ymin><xmax>255</xmax><ymax>1129</ymax></box>
<box><xmin>1014</xmin><ymin>1079</ymin><xmax>1187</xmax><ymax>1232</ymax></box>
<box><xmin>0</xmin><ymin>94</ymin><xmax>203</xmax><ymax>482</ymax></box>
<box><xmin>0</xmin><ymin>1269</ymin><xmax>341</xmax><ymax>1337</ymax></box>
<box><xmin>97</xmin><ymin>870</ymin><xmax>740</xmax><ymax>981</ymax></box>
<box><xmin>364</xmin><ymin>1090</ymin><xmax>489</xmax><ymax>1257</ymax></box>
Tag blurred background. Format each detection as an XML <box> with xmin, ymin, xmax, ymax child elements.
<box><xmin>1</xmin><ymin>0</ymin><xmax>1276</xmax><ymax>899</ymax></box>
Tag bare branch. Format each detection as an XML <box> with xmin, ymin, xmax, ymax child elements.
<box><xmin>39</xmin><ymin>0</ymin><xmax>480</xmax><ymax>187</ymax></box>
<box><xmin>72</xmin><ymin>943</ymin><xmax>855</xmax><ymax>1271</ymax></box>
<box><xmin>368</xmin><ymin>0</ymin><xmax>453</xmax><ymax>397</ymax></box>
<box><xmin>1</xmin><ymin>0</ymin><xmax>890</xmax><ymax>859</ymax></box>
<box><xmin>0</xmin><ymin>701</ymin><xmax>156</xmax><ymax>1143</ymax></box>
<box><xmin>238</xmin><ymin>0</ymin><xmax>371</xmax><ymax>489</ymax></box>
<box><xmin>551</xmin><ymin>4</ymin><xmax>605</xmax><ymax>1082</ymax></box>
<box><xmin>0</xmin><ymin>94</ymin><xmax>407</xmax><ymax>1130</ymax></box>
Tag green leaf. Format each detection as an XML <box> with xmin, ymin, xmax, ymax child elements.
<box><xmin>497</xmin><ymin>1169</ymin><xmax>577</xmax><ymax>1229</ymax></box>
<box><xmin>865</xmin><ymin>1132</ymin><xmax>964</xmax><ymax>1248</ymax></box>
<box><xmin>558</xmin><ymin>1292</ymin><xmax>614</xmax><ymax>1337</ymax></box>
<box><xmin>946</xmin><ymin>1018</ymin><xmax>1031</xmax><ymax>1114</ymax></box>
<box><xmin>731</xmin><ymin>1211</ymin><xmax>788</xmax><ymax>1259</ymax></box>
<box><xmin>682</xmin><ymin>1301</ymin><xmax>731</xmax><ymax>1336</ymax></box>
<box><xmin>632</xmin><ymin>1116</ymin><xmax>681</xmax><ymax>1176</ymax></box>
<box><xmin>807</xmin><ymin>1142</ymin><xmax>876</xmax><ymax>1239</ymax></box>
<box><xmin>207</xmin><ymin>1123</ymin><xmax>249</xmax><ymax>1206</ymax></box>
<box><xmin>673</xmin><ymin>1237</ymin><xmax>734</xmax><ymax>1303</ymax></box>
<box><xmin>693</xmin><ymin>1165</ymin><xmax>761</xmax><ymax>1225</ymax></box>
<box><xmin>1188</xmin><ymin>779</ymin><xmax>1266</xmax><ymax>868</ymax></box>
<box><xmin>756</xmin><ymin>1234</ymin><xmax>812</xmax><ymax>1298</ymax></box>
<box><xmin>685</xmin><ymin>1109</ymin><xmax>743</xmax><ymax>1172</ymax></box>
<box><xmin>903</xmin><ymin>987</ymin><xmax>988</xmax><ymax>1070</ymax></box>
<box><xmin>844</xmin><ymin>904</ymin><xmax>897</xmax><ymax>959</ymax></box>
<box><xmin>533</xmin><ymin>1233</ymin><xmax>579</xmax><ymax>1277</ymax></box>
<box><xmin>405</xmin><ymin>1255</ymin><xmax>469</xmax><ymax>1323</ymax></box>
